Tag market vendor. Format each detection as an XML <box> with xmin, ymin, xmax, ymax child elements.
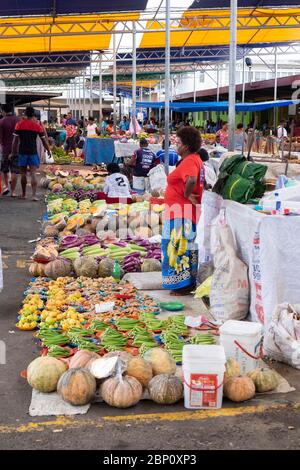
<box><xmin>235</xmin><ymin>123</ymin><xmax>248</xmax><ymax>152</ymax></box>
<box><xmin>103</xmin><ymin>162</ymin><xmax>131</xmax><ymax>199</ymax></box>
<box><xmin>125</xmin><ymin>138</ymin><xmax>157</xmax><ymax>193</ymax></box>
<box><xmin>216</xmin><ymin>122</ymin><xmax>229</xmax><ymax>148</ymax></box>
<box><xmin>86</xmin><ymin>117</ymin><xmax>100</xmax><ymax>137</ymax></box>
<box><xmin>156</xmin><ymin>139</ymin><xmax>179</xmax><ymax>167</ymax></box>
<box><xmin>162</xmin><ymin>127</ymin><xmax>204</xmax><ymax>295</ymax></box>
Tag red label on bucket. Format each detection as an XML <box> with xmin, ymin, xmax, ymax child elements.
<box><xmin>190</xmin><ymin>374</ymin><xmax>218</xmax><ymax>408</ymax></box>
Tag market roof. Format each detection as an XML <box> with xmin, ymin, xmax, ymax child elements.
<box><xmin>0</xmin><ymin>3</ymin><xmax>299</xmax><ymax>54</ymax></box>
<box><xmin>4</xmin><ymin>90</ymin><xmax>62</xmax><ymax>106</ymax></box>
<box><xmin>175</xmin><ymin>74</ymin><xmax>300</xmax><ymax>102</ymax></box>
<box><xmin>136</xmin><ymin>99</ymin><xmax>300</xmax><ymax>112</ymax></box>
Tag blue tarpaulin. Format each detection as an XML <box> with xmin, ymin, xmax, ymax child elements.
<box><xmin>84</xmin><ymin>138</ymin><xmax>115</xmax><ymax>165</ymax></box>
<box><xmin>136</xmin><ymin>100</ymin><xmax>300</xmax><ymax>113</ymax></box>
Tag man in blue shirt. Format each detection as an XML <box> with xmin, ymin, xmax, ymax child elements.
<box><xmin>119</xmin><ymin>116</ymin><xmax>129</xmax><ymax>132</ymax></box>
<box><xmin>156</xmin><ymin>139</ymin><xmax>179</xmax><ymax>167</ymax></box>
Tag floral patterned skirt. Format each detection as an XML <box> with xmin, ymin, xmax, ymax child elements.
<box><xmin>162</xmin><ymin>218</ymin><xmax>198</xmax><ymax>291</ymax></box>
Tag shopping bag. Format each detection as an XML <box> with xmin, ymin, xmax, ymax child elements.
<box><xmin>45</xmin><ymin>151</ymin><xmax>54</xmax><ymax>164</ymax></box>
<box><xmin>210</xmin><ymin>225</ymin><xmax>250</xmax><ymax>322</ymax></box>
<box><xmin>148</xmin><ymin>164</ymin><xmax>167</xmax><ymax>191</ymax></box>
<box><xmin>264</xmin><ymin>303</ymin><xmax>300</xmax><ymax>369</ymax></box>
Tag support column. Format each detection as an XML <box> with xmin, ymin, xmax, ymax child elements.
<box><xmin>193</xmin><ymin>63</ymin><xmax>197</xmax><ymax>125</ymax></box>
<box><xmin>158</xmin><ymin>77</ymin><xmax>162</xmax><ymax>126</ymax></box>
<box><xmin>99</xmin><ymin>52</ymin><xmax>103</xmax><ymax>128</ymax></box>
<box><xmin>273</xmin><ymin>46</ymin><xmax>278</xmax><ymax>132</ymax></box>
<box><xmin>132</xmin><ymin>22</ymin><xmax>137</xmax><ymax>137</ymax></box>
<box><xmin>78</xmin><ymin>77</ymin><xmax>82</xmax><ymax>122</ymax></box>
<box><xmin>228</xmin><ymin>0</ymin><xmax>237</xmax><ymax>151</ymax></box>
<box><xmin>90</xmin><ymin>54</ymin><xmax>93</xmax><ymax>117</ymax></box>
<box><xmin>74</xmin><ymin>79</ymin><xmax>77</xmax><ymax>120</ymax></box>
<box><xmin>83</xmin><ymin>72</ymin><xmax>86</xmax><ymax>120</ymax></box>
<box><xmin>164</xmin><ymin>0</ymin><xmax>170</xmax><ymax>176</ymax></box>
<box><xmin>113</xmin><ymin>32</ymin><xmax>117</xmax><ymax>133</ymax></box>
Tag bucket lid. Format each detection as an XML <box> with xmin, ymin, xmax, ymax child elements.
<box><xmin>182</xmin><ymin>344</ymin><xmax>226</xmax><ymax>363</ymax></box>
<box><xmin>219</xmin><ymin>320</ymin><xmax>262</xmax><ymax>337</ymax></box>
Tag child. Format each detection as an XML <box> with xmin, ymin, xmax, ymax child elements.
<box><xmin>103</xmin><ymin>163</ymin><xmax>131</xmax><ymax>199</ymax></box>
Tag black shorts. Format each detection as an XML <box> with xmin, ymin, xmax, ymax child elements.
<box><xmin>1</xmin><ymin>155</ymin><xmax>20</xmax><ymax>174</ymax></box>
<box><xmin>65</xmin><ymin>136</ymin><xmax>76</xmax><ymax>151</ymax></box>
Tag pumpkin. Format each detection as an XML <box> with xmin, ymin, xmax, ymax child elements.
<box><xmin>141</xmin><ymin>259</ymin><xmax>161</xmax><ymax>272</ymax></box>
<box><xmin>98</xmin><ymin>258</ymin><xmax>115</xmax><ymax>278</ymax></box>
<box><xmin>57</xmin><ymin>368</ymin><xmax>96</xmax><ymax>405</ymax></box>
<box><xmin>29</xmin><ymin>262</ymin><xmax>45</xmax><ymax>277</ymax></box>
<box><xmin>69</xmin><ymin>350</ymin><xmax>99</xmax><ymax>370</ymax></box>
<box><xmin>247</xmin><ymin>368</ymin><xmax>280</xmax><ymax>393</ymax></box>
<box><xmin>44</xmin><ymin>225</ymin><xmax>59</xmax><ymax>238</ymax></box>
<box><xmin>223</xmin><ymin>376</ymin><xmax>255</xmax><ymax>402</ymax></box>
<box><xmin>100</xmin><ymin>375</ymin><xmax>142</xmax><ymax>408</ymax></box>
<box><xmin>74</xmin><ymin>256</ymin><xmax>98</xmax><ymax>278</ymax></box>
<box><xmin>44</xmin><ymin>258</ymin><xmax>73</xmax><ymax>279</ymax></box>
<box><xmin>143</xmin><ymin>348</ymin><xmax>176</xmax><ymax>376</ymax></box>
<box><xmin>126</xmin><ymin>356</ymin><xmax>153</xmax><ymax>387</ymax></box>
<box><xmin>148</xmin><ymin>374</ymin><xmax>183</xmax><ymax>404</ymax></box>
<box><xmin>224</xmin><ymin>358</ymin><xmax>241</xmax><ymax>382</ymax></box>
<box><xmin>27</xmin><ymin>356</ymin><xmax>67</xmax><ymax>392</ymax></box>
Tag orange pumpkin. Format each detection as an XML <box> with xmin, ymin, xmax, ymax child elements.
<box><xmin>223</xmin><ymin>376</ymin><xmax>255</xmax><ymax>402</ymax></box>
<box><xmin>69</xmin><ymin>350</ymin><xmax>99</xmax><ymax>369</ymax></box>
<box><xmin>57</xmin><ymin>368</ymin><xmax>96</xmax><ymax>405</ymax></box>
<box><xmin>29</xmin><ymin>262</ymin><xmax>46</xmax><ymax>277</ymax></box>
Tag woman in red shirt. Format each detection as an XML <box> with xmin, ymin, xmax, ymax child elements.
<box><xmin>162</xmin><ymin>127</ymin><xmax>204</xmax><ymax>295</ymax></box>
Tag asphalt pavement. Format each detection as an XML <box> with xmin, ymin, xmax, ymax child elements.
<box><xmin>0</xmin><ymin>183</ymin><xmax>300</xmax><ymax>451</ymax></box>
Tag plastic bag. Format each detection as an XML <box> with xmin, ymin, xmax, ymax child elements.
<box><xmin>129</xmin><ymin>117</ymin><xmax>142</xmax><ymax>135</ymax></box>
<box><xmin>264</xmin><ymin>303</ymin><xmax>300</xmax><ymax>369</ymax></box>
<box><xmin>210</xmin><ymin>225</ymin><xmax>249</xmax><ymax>322</ymax></box>
<box><xmin>45</xmin><ymin>151</ymin><xmax>54</xmax><ymax>164</ymax></box>
<box><xmin>148</xmin><ymin>164</ymin><xmax>167</xmax><ymax>191</ymax></box>
<box><xmin>193</xmin><ymin>275</ymin><xmax>212</xmax><ymax>299</ymax></box>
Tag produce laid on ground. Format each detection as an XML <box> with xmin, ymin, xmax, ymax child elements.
<box><xmin>51</xmin><ymin>148</ymin><xmax>84</xmax><ymax>165</ymax></box>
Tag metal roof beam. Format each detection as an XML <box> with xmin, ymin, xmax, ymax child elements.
<box><xmin>0</xmin><ymin>13</ymin><xmax>299</xmax><ymax>39</ymax></box>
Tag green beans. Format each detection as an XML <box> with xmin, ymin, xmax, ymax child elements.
<box><xmin>100</xmin><ymin>328</ymin><xmax>127</xmax><ymax>350</ymax></box>
<box><xmin>189</xmin><ymin>333</ymin><xmax>216</xmax><ymax>345</ymax></box>
<box><xmin>47</xmin><ymin>346</ymin><xmax>70</xmax><ymax>357</ymax></box>
<box><xmin>37</xmin><ymin>329</ymin><xmax>69</xmax><ymax>346</ymax></box>
<box><xmin>90</xmin><ymin>320</ymin><xmax>107</xmax><ymax>331</ymax></box>
<box><xmin>116</xmin><ymin>318</ymin><xmax>141</xmax><ymax>331</ymax></box>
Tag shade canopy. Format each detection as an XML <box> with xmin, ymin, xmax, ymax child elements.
<box><xmin>0</xmin><ymin>3</ymin><xmax>299</xmax><ymax>54</ymax></box>
<box><xmin>136</xmin><ymin>99</ymin><xmax>300</xmax><ymax>112</ymax></box>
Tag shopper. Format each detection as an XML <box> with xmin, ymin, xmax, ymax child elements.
<box><xmin>277</xmin><ymin>120</ymin><xmax>288</xmax><ymax>140</ymax></box>
<box><xmin>10</xmin><ymin>106</ymin><xmax>52</xmax><ymax>200</ymax></box>
<box><xmin>156</xmin><ymin>139</ymin><xmax>179</xmax><ymax>167</ymax></box>
<box><xmin>86</xmin><ymin>117</ymin><xmax>99</xmax><ymax>137</ymax></box>
<box><xmin>216</xmin><ymin>122</ymin><xmax>229</xmax><ymax>148</ymax></box>
<box><xmin>235</xmin><ymin>123</ymin><xmax>248</xmax><ymax>152</ymax></box>
<box><xmin>65</xmin><ymin>112</ymin><xmax>78</xmax><ymax>159</ymax></box>
<box><xmin>0</xmin><ymin>103</ymin><xmax>20</xmax><ymax>197</ymax></box>
<box><xmin>119</xmin><ymin>116</ymin><xmax>129</xmax><ymax>132</ymax></box>
<box><xmin>162</xmin><ymin>126</ymin><xmax>204</xmax><ymax>295</ymax></box>
<box><xmin>126</xmin><ymin>138</ymin><xmax>157</xmax><ymax>192</ymax></box>
<box><xmin>103</xmin><ymin>163</ymin><xmax>131</xmax><ymax>199</ymax></box>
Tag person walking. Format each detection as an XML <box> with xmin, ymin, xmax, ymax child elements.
<box><xmin>10</xmin><ymin>106</ymin><xmax>52</xmax><ymax>200</ymax></box>
<box><xmin>0</xmin><ymin>103</ymin><xmax>20</xmax><ymax>197</ymax></box>
<box><xmin>162</xmin><ymin>126</ymin><xmax>204</xmax><ymax>295</ymax></box>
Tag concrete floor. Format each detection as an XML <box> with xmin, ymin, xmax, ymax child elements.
<box><xmin>1</xmin><ymin>179</ymin><xmax>300</xmax><ymax>450</ymax></box>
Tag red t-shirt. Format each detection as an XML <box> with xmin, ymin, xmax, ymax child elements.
<box><xmin>0</xmin><ymin>115</ymin><xmax>20</xmax><ymax>156</ymax></box>
<box><xmin>14</xmin><ymin>119</ymin><xmax>45</xmax><ymax>155</ymax></box>
<box><xmin>164</xmin><ymin>154</ymin><xmax>204</xmax><ymax>224</ymax></box>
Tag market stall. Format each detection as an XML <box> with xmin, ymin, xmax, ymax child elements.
<box><xmin>114</xmin><ymin>142</ymin><xmax>162</xmax><ymax>159</ymax></box>
<box><xmin>84</xmin><ymin>138</ymin><xmax>115</xmax><ymax>165</ymax></box>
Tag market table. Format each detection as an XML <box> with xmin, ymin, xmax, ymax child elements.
<box><xmin>84</xmin><ymin>138</ymin><xmax>115</xmax><ymax>164</ymax></box>
<box><xmin>198</xmin><ymin>191</ymin><xmax>300</xmax><ymax>330</ymax></box>
<box><xmin>114</xmin><ymin>142</ymin><xmax>162</xmax><ymax>158</ymax></box>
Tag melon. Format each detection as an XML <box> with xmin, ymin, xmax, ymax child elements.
<box><xmin>74</xmin><ymin>256</ymin><xmax>98</xmax><ymax>278</ymax></box>
<box><xmin>27</xmin><ymin>357</ymin><xmax>67</xmax><ymax>392</ymax></box>
<box><xmin>98</xmin><ymin>258</ymin><xmax>115</xmax><ymax>278</ymax></box>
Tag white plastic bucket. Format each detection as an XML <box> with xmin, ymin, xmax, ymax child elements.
<box><xmin>219</xmin><ymin>320</ymin><xmax>263</xmax><ymax>374</ymax></box>
<box><xmin>182</xmin><ymin>345</ymin><xmax>226</xmax><ymax>410</ymax></box>
<box><xmin>132</xmin><ymin>176</ymin><xmax>146</xmax><ymax>191</ymax></box>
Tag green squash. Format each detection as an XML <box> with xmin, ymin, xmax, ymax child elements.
<box><xmin>247</xmin><ymin>368</ymin><xmax>280</xmax><ymax>393</ymax></box>
<box><xmin>148</xmin><ymin>374</ymin><xmax>183</xmax><ymax>405</ymax></box>
<box><xmin>27</xmin><ymin>357</ymin><xmax>67</xmax><ymax>393</ymax></box>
